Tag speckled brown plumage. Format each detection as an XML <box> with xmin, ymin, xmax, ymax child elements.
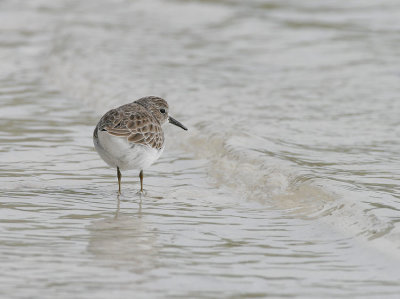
<box><xmin>95</xmin><ymin>97</ymin><xmax>166</xmax><ymax>150</ymax></box>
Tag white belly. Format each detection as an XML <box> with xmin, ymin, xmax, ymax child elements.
<box><xmin>94</xmin><ymin>130</ymin><xmax>164</xmax><ymax>171</ymax></box>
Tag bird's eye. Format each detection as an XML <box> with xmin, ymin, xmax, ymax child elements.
<box><xmin>160</xmin><ymin>109</ymin><xmax>166</xmax><ymax>114</ymax></box>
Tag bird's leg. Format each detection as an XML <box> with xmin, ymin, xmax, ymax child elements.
<box><xmin>139</xmin><ymin>170</ymin><xmax>144</xmax><ymax>193</ymax></box>
<box><xmin>117</xmin><ymin>167</ymin><xmax>122</xmax><ymax>194</ymax></box>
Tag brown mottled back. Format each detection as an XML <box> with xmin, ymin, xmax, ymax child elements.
<box><xmin>95</xmin><ymin>97</ymin><xmax>167</xmax><ymax>150</ymax></box>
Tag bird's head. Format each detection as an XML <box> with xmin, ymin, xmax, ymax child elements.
<box><xmin>135</xmin><ymin>96</ymin><xmax>188</xmax><ymax>130</ymax></box>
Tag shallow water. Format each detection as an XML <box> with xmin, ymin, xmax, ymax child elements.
<box><xmin>1</xmin><ymin>0</ymin><xmax>400</xmax><ymax>298</ymax></box>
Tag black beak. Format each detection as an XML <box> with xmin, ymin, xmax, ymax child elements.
<box><xmin>169</xmin><ymin>116</ymin><xmax>188</xmax><ymax>131</ymax></box>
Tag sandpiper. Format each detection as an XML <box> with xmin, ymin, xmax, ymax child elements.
<box><xmin>93</xmin><ymin>96</ymin><xmax>187</xmax><ymax>193</ymax></box>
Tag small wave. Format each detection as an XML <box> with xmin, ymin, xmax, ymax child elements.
<box><xmin>170</xmin><ymin>126</ymin><xmax>400</xmax><ymax>260</ymax></box>
<box><xmin>171</xmin><ymin>127</ymin><xmax>333</xmax><ymax>215</ymax></box>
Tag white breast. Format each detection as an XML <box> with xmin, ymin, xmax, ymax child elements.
<box><xmin>93</xmin><ymin>129</ymin><xmax>164</xmax><ymax>171</ymax></box>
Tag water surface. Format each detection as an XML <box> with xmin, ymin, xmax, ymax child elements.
<box><xmin>1</xmin><ymin>0</ymin><xmax>400</xmax><ymax>298</ymax></box>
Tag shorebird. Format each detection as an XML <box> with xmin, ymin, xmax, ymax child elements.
<box><xmin>93</xmin><ymin>96</ymin><xmax>187</xmax><ymax>193</ymax></box>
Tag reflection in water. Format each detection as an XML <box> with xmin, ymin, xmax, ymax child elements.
<box><xmin>87</xmin><ymin>198</ymin><xmax>161</xmax><ymax>272</ymax></box>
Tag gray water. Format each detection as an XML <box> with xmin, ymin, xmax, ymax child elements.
<box><xmin>1</xmin><ymin>0</ymin><xmax>400</xmax><ymax>298</ymax></box>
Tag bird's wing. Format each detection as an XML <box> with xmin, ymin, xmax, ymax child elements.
<box><xmin>97</xmin><ymin>103</ymin><xmax>164</xmax><ymax>149</ymax></box>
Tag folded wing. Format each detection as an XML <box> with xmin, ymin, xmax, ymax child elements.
<box><xmin>97</xmin><ymin>103</ymin><xmax>164</xmax><ymax>150</ymax></box>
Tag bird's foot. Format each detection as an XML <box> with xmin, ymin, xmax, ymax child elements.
<box><xmin>136</xmin><ymin>189</ymin><xmax>146</xmax><ymax>195</ymax></box>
